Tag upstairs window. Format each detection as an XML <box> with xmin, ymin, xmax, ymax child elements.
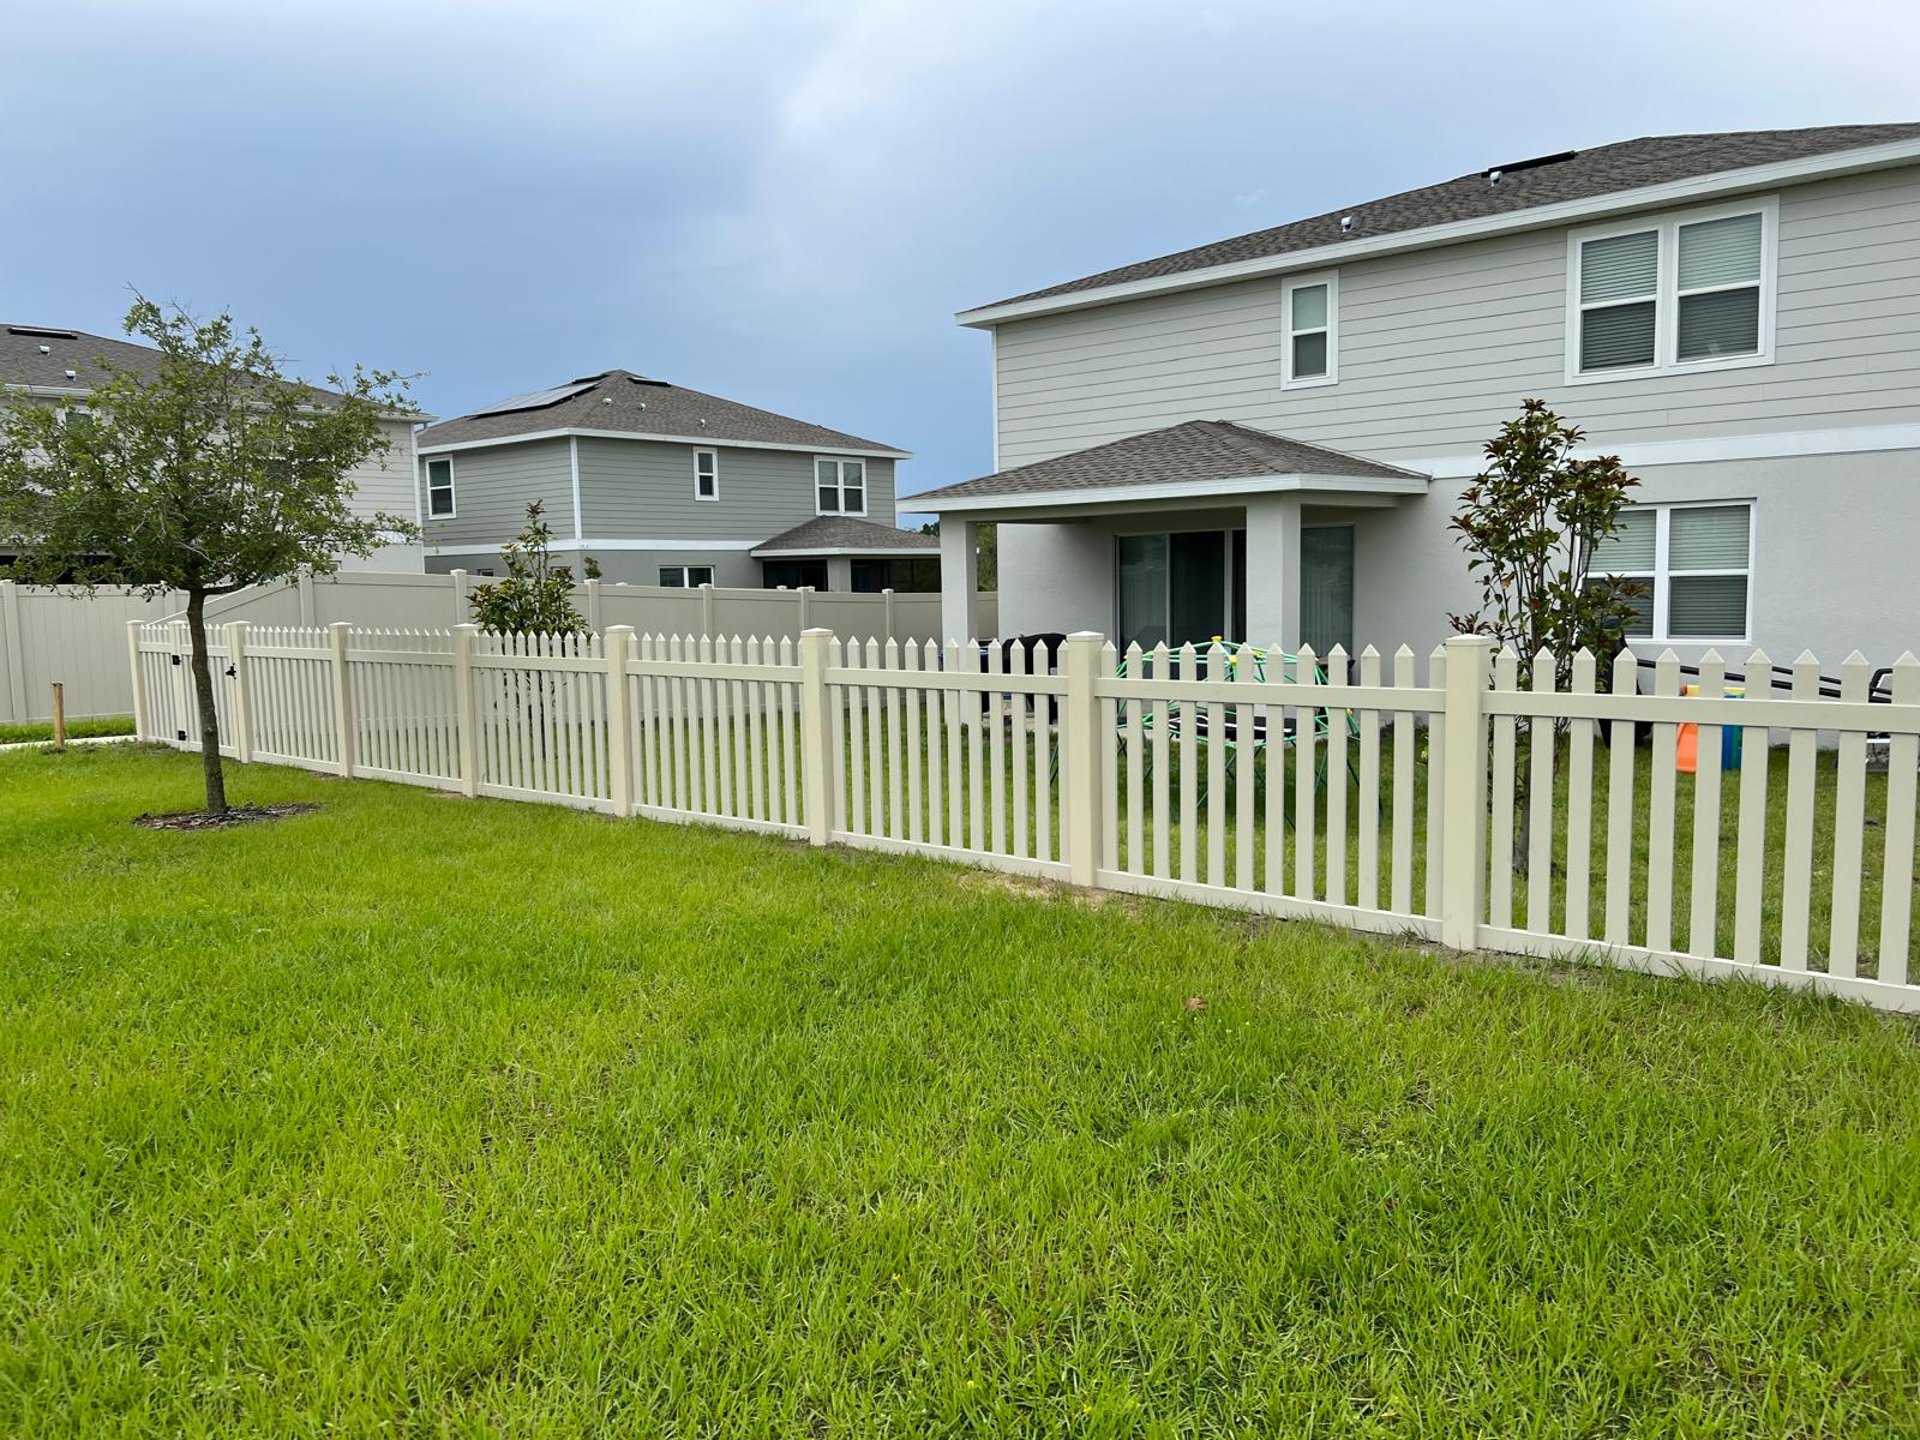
<box><xmin>1282</xmin><ymin>272</ymin><xmax>1337</xmax><ymax>388</ymax></box>
<box><xmin>694</xmin><ymin>448</ymin><xmax>718</xmax><ymax>501</ymax></box>
<box><xmin>1569</xmin><ymin>200</ymin><xmax>1774</xmax><ymax>381</ymax></box>
<box><xmin>1589</xmin><ymin>501</ymin><xmax>1752</xmax><ymax>642</ymax></box>
<box><xmin>816</xmin><ymin>457</ymin><xmax>866</xmax><ymax>515</ymax></box>
<box><xmin>426</xmin><ymin>457</ymin><xmax>455</xmax><ymax>518</ymax></box>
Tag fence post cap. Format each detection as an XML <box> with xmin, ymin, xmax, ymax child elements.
<box><xmin>800</xmin><ymin>626</ymin><xmax>834</xmax><ymax>637</ymax></box>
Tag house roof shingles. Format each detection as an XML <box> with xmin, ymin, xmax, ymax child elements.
<box><xmin>1</xmin><ymin>324</ymin><xmax>179</xmax><ymax>389</ymax></box>
<box><xmin>913</xmin><ymin>419</ymin><xmax>1424</xmax><ymax>506</ymax></box>
<box><xmin>421</xmin><ymin>370</ymin><xmax>907</xmax><ymax>455</ymax></box>
<box><xmin>752</xmin><ymin>516</ymin><xmax>938</xmax><ymax>556</ymax></box>
<box><xmin>980</xmin><ymin>123</ymin><xmax>1920</xmax><ymax>310</ymax></box>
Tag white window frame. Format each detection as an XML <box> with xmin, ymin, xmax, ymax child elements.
<box><xmin>814</xmin><ymin>456</ymin><xmax>868</xmax><ymax>517</ymax></box>
<box><xmin>1565</xmin><ymin>196</ymin><xmax>1778</xmax><ymax>385</ymax></box>
<box><xmin>1595</xmin><ymin>499</ymin><xmax>1755</xmax><ymax>645</ymax></box>
<box><xmin>659</xmin><ymin>564</ymin><xmax>715</xmax><ymax>588</ymax></box>
<box><xmin>426</xmin><ymin>456</ymin><xmax>456</xmax><ymax>519</ymax></box>
<box><xmin>1281</xmin><ymin>270</ymin><xmax>1338</xmax><ymax>389</ymax></box>
<box><xmin>693</xmin><ymin>448</ymin><xmax>719</xmax><ymax>502</ymax></box>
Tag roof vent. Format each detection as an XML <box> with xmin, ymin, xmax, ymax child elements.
<box><xmin>1339</xmin><ymin>215</ymin><xmax>1354</xmax><ymax>232</ymax></box>
<box><xmin>628</xmin><ymin>375</ymin><xmax>671</xmax><ymax>388</ymax></box>
<box><xmin>63</xmin><ymin>368</ymin><xmax>77</xmax><ymax>380</ymax></box>
<box><xmin>697</xmin><ymin>418</ymin><xmax>708</xmax><ymax>428</ymax></box>
<box><xmin>37</xmin><ymin>344</ymin><xmax>50</xmax><ymax>355</ymax></box>
<box><xmin>7</xmin><ymin>325</ymin><xmax>78</xmax><ymax>339</ymax></box>
<box><xmin>1483</xmin><ymin>149</ymin><xmax>1576</xmax><ymax>180</ymax></box>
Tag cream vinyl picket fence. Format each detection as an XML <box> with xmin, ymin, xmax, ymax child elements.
<box><xmin>130</xmin><ymin>622</ymin><xmax>1920</xmax><ymax>1013</ymax></box>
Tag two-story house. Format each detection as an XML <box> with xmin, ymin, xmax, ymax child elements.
<box><xmin>1</xmin><ymin>322</ymin><xmax>425</xmax><ymax>571</ymax></box>
<box><xmin>918</xmin><ymin>123</ymin><xmax>1920</xmax><ymax>669</ymax></box>
<box><xmin>416</xmin><ymin>370</ymin><xmax>936</xmax><ymax>591</ymax></box>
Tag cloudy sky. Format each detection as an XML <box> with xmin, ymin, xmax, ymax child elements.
<box><xmin>5</xmin><ymin>0</ymin><xmax>1917</xmax><ymax>515</ymax></box>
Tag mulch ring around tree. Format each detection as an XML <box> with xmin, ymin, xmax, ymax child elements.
<box><xmin>133</xmin><ymin>803</ymin><xmax>320</xmax><ymax>832</ymax></box>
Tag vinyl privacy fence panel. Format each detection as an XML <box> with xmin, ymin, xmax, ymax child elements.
<box><xmin>129</xmin><ymin>625</ymin><xmax>1920</xmax><ymax>1013</ymax></box>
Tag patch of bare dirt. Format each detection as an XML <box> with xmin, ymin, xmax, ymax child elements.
<box><xmin>132</xmin><ymin>803</ymin><xmax>319</xmax><ymax>832</ymax></box>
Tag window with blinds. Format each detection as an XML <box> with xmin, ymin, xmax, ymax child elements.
<box><xmin>1569</xmin><ymin>201</ymin><xmax>1773</xmax><ymax>380</ymax></box>
<box><xmin>1588</xmin><ymin>502</ymin><xmax>1752</xmax><ymax>641</ymax></box>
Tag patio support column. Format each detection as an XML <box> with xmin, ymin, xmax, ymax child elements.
<box><xmin>939</xmin><ymin>518</ymin><xmax>982</xmax><ymax>641</ymax></box>
<box><xmin>825</xmin><ymin>556</ymin><xmax>853</xmax><ymax>593</ymax></box>
<box><xmin>1243</xmin><ymin>493</ymin><xmax>1302</xmax><ymax>653</ymax></box>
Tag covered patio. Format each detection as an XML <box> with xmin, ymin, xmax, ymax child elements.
<box><xmin>917</xmin><ymin>420</ymin><xmax>1430</xmax><ymax>652</ymax></box>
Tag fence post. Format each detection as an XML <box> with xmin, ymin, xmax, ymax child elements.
<box><xmin>297</xmin><ymin>566</ymin><xmax>316</xmax><ymax>626</ymax></box>
<box><xmin>799</xmin><ymin>627</ymin><xmax>834</xmax><ymax>845</ymax></box>
<box><xmin>454</xmin><ymin>623</ymin><xmax>480</xmax><ymax>797</ymax></box>
<box><xmin>1440</xmin><ymin>635</ymin><xmax>1493</xmax><ymax>950</ymax></box>
<box><xmin>797</xmin><ymin>586</ymin><xmax>812</xmax><ymax>634</ymax></box>
<box><xmin>127</xmin><ymin>620</ymin><xmax>150</xmax><ymax>740</ymax></box>
<box><xmin>451</xmin><ymin>569</ymin><xmax>470</xmax><ymax>625</ymax></box>
<box><xmin>329</xmin><ymin>621</ymin><xmax>355</xmax><ymax>778</ymax></box>
<box><xmin>0</xmin><ymin>580</ymin><xmax>24</xmax><ymax>723</ymax></box>
<box><xmin>1063</xmin><ymin>630</ymin><xmax>1107</xmax><ymax>888</ymax></box>
<box><xmin>585</xmin><ymin>578</ymin><xmax>603</xmax><ymax>634</ymax></box>
<box><xmin>699</xmin><ymin>583</ymin><xmax>716</xmax><ymax>640</ymax></box>
<box><xmin>226</xmin><ymin>621</ymin><xmax>255</xmax><ymax>764</ymax></box>
<box><xmin>604</xmin><ymin>625</ymin><xmax>634</xmax><ymax>817</ymax></box>
<box><xmin>882</xmin><ymin>588</ymin><xmax>896</xmax><ymax>643</ymax></box>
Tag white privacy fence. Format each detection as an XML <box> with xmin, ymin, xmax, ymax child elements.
<box><xmin>130</xmin><ymin>623</ymin><xmax>1920</xmax><ymax>1013</ymax></box>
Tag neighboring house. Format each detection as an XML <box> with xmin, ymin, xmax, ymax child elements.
<box><xmin>415</xmin><ymin>371</ymin><xmax>935</xmax><ymax>591</ymax></box>
<box><xmin>919</xmin><ymin>123</ymin><xmax>1920</xmax><ymax>670</ymax></box>
<box><xmin>0</xmin><ymin>322</ymin><xmax>425</xmax><ymax>572</ymax></box>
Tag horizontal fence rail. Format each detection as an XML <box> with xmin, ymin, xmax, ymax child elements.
<box><xmin>129</xmin><ymin>625</ymin><xmax>1920</xmax><ymax>1014</ymax></box>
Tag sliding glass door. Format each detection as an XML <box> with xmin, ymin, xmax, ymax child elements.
<box><xmin>1115</xmin><ymin>530</ymin><xmax>1244</xmax><ymax>652</ymax></box>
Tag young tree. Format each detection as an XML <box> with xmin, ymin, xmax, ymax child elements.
<box><xmin>467</xmin><ymin>501</ymin><xmax>584</xmax><ymax>634</ymax></box>
<box><xmin>1448</xmin><ymin>398</ymin><xmax>1642</xmax><ymax>678</ymax></box>
<box><xmin>1448</xmin><ymin>398</ymin><xmax>1643</xmax><ymax>869</ymax></box>
<box><xmin>0</xmin><ymin>299</ymin><xmax>417</xmax><ymax>814</ymax></box>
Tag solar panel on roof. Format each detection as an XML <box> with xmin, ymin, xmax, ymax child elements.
<box><xmin>467</xmin><ymin>380</ymin><xmax>598</xmax><ymax>418</ymax></box>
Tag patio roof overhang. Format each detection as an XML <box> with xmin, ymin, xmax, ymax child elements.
<box><xmin>924</xmin><ymin>470</ymin><xmax>1427</xmax><ymax>520</ymax></box>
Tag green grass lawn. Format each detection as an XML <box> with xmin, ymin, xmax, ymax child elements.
<box><xmin>3</xmin><ymin>746</ymin><xmax>1918</xmax><ymax>1437</ymax></box>
<box><xmin>0</xmin><ymin>715</ymin><xmax>135</xmax><ymax>746</ymax></box>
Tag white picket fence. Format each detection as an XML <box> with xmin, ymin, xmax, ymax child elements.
<box><xmin>130</xmin><ymin>621</ymin><xmax>1920</xmax><ymax>1013</ymax></box>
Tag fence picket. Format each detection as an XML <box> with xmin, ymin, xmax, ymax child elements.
<box><xmin>1524</xmin><ymin>650</ymin><xmax>1556</xmax><ymax>936</ymax></box>
<box><xmin>885</xmin><ymin>639</ymin><xmax>904</xmax><ymax>841</ymax></box>
<box><xmin>1828</xmin><ymin>652</ymin><xmax>1871</xmax><ymax>978</ymax></box>
<box><xmin>1424</xmin><ymin>646</ymin><xmax>1446</xmax><ymax>920</ymax></box>
<box><xmin>1733</xmin><ymin>650</ymin><xmax>1773</xmax><ymax>967</ymax></box>
<box><xmin>1294</xmin><ymin>646</ymin><xmax>1319</xmax><ymax>902</ymax></box>
<box><xmin>1357</xmin><ymin>646</ymin><xmax>1382</xmax><ymax>909</ymax></box>
<box><xmin>1264</xmin><ymin>644</ymin><xmax>1287</xmax><ymax>896</ymax></box>
<box><xmin>1603</xmin><ymin>649</ymin><xmax>1638</xmax><ymax>947</ymax></box>
<box><xmin>944</xmin><ymin>640</ymin><xmax>964</xmax><ymax>848</ymax></box>
<box><xmin>1645</xmin><ymin>651</ymin><xmax>1681</xmax><ymax>952</ymax></box>
<box><xmin>922</xmin><ymin>641</ymin><xmax>943</xmax><ymax>846</ymax></box>
<box><xmin>1391</xmin><ymin>647</ymin><xmax>1416</xmax><ymax>915</ymax></box>
<box><xmin>1689</xmin><ymin>651</ymin><xmax>1726</xmax><ymax>956</ymax></box>
<box><xmin>1012</xmin><ymin>643</ymin><xmax>1031</xmax><ymax>860</ymax></box>
<box><xmin>1234</xmin><ymin>651</ymin><xmax>1256</xmax><ymax>893</ymax></box>
<box><xmin>1779</xmin><ymin>653</ymin><xmax>1822</xmax><ymax>971</ymax></box>
<box><xmin>1178</xmin><ymin>642</ymin><xmax>1199</xmax><ymax>885</ymax></box>
<box><xmin>1564</xmin><ymin>651</ymin><xmax>1596</xmax><ymax>941</ymax></box>
<box><xmin>866</xmin><ymin>638</ymin><xmax>885</xmax><ymax>837</ymax></box>
<box><xmin>1489</xmin><ymin>648</ymin><xmax>1518</xmax><ymax>928</ymax></box>
<box><xmin>1151</xmin><ymin>643</ymin><xmax>1171</xmax><ymax>881</ymax></box>
<box><xmin>1205</xmin><ymin>642</ymin><xmax>1227</xmax><ymax>889</ymax></box>
<box><xmin>986</xmin><ymin>640</ymin><xmax>1006</xmax><ymax>853</ymax></box>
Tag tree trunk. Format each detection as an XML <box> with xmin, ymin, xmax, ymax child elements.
<box><xmin>185</xmin><ymin>590</ymin><xmax>228</xmax><ymax>814</ymax></box>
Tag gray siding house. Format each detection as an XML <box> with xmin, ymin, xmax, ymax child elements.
<box><xmin>416</xmin><ymin>371</ymin><xmax>935</xmax><ymax>591</ymax></box>
<box><xmin>919</xmin><ymin>123</ymin><xmax>1920</xmax><ymax>671</ymax></box>
<box><xmin>1</xmin><ymin>323</ymin><xmax>424</xmax><ymax>572</ymax></box>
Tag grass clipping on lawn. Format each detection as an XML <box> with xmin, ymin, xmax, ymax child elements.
<box><xmin>2</xmin><ymin>744</ymin><xmax>1917</xmax><ymax>1437</ymax></box>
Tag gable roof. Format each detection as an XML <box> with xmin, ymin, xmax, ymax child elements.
<box><xmin>913</xmin><ymin>419</ymin><xmax>1424</xmax><ymax>510</ymax></box>
<box><xmin>965</xmin><ymin>123</ymin><xmax>1920</xmax><ymax>322</ymax></box>
<box><xmin>751</xmin><ymin>516</ymin><xmax>939</xmax><ymax>558</ymax></box>
<box><xmin>420</xmin><ymin>369</ymin><xmax>908</xmax><ymax>457</ymax></box>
